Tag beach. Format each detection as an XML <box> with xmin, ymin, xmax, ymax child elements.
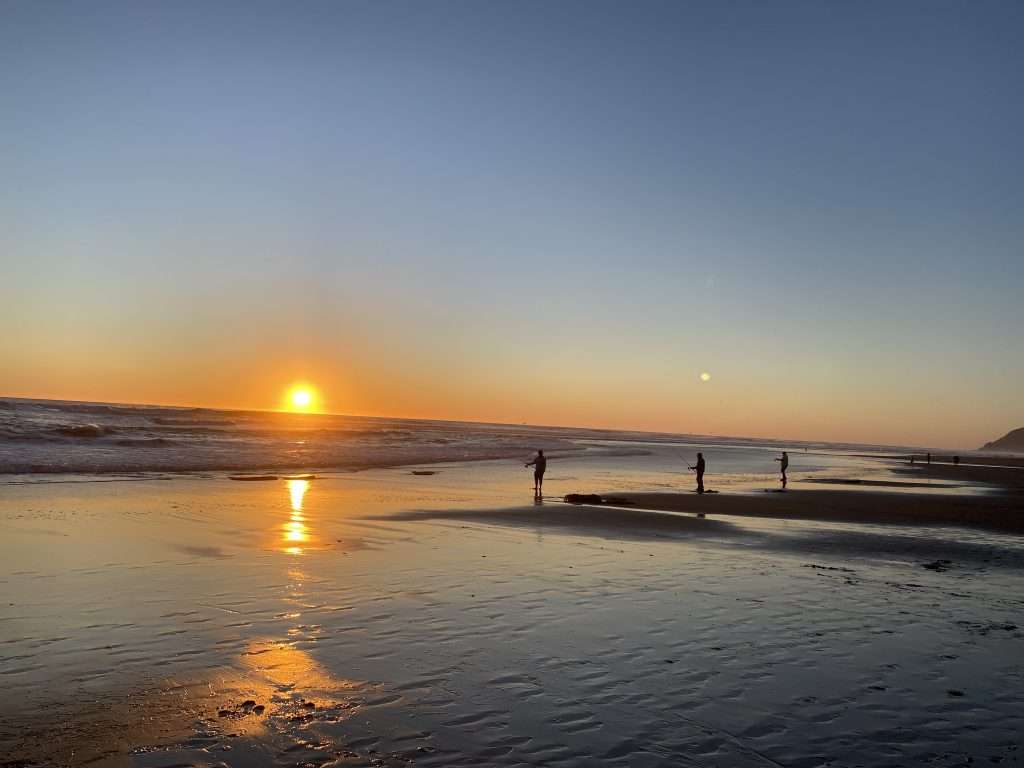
<box><xmin>2</xmin><ymin>437</ymin><xmax>1023</xmax><ymax>767</ymax></box>
<box><xmin>5</xmin><ymin>1</ymin><xmax>1021</xmax><ymax>762</ymax></box>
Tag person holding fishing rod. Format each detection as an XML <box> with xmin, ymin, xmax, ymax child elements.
<box><xmin>688</xmin><ymin>452</ymin><xmax>706</xmax><ymax>494</ymax></box>
<box><xmin>526</xmin><ymin>449</ymin><xmax>547</xmax><ymax>497</ymax></box>
<box><xmin>775</xmin><ymin>450</ymin><xmax>789</xmax><ymax>489</ymax></box>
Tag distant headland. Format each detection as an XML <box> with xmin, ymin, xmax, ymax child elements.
<box><xmin>981</xmin><ymin>427</ymin><xmax>1024</xmax><ymax>453</ymax></box>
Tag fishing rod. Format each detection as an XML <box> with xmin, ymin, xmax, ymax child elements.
<box><xmin>673</xmin><ymin>448</ymin><xmax>696</xmax><ymax>472</ymax></box>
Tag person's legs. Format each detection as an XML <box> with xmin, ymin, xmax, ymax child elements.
<box><xmin>538</xmin><ymin>472</ymin><xmax>544</xmax><ymax>494</ymax></box>
<box><xmin>781</xmin><ymin>469</ymin><xmax>787</xmax><ymax>489</ymax></box>
<box><xmin>697</xmin><ymin>472</ymin><xmax>704</xmax><ymax>494</ymax></box>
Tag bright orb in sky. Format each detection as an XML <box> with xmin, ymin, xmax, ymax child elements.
<box><xmin>700</xmin><ymin>372</ymin><xmax>712</xmax><ymax>382</ymax></box>
<box><xmin>285</xmin><ymin>385</ymin><xmax>317</xmax><ymax>412</ymax></box>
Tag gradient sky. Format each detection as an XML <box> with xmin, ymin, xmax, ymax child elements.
<box><xmin>2</xmin><ymin>1</ymin><xmax>1022</xmax><ymax>448</ymax></box>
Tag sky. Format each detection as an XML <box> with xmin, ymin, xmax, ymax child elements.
<box><xmin>2</xmin><ymin>1</ymin><xmax>1022</xmax><ymax>449</ymax></box>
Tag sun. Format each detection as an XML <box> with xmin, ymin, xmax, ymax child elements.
<box><xmin>284</xmin><ymin>384</ymin><xmax>319</xmax><ymax>413</ymax></box>
<box><xmin>292</xmin><ymin>389</ymin><xmax>312</xmax><ymax>409</ymax></box>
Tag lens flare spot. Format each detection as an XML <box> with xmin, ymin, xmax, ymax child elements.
<box><xmin>700</xmin><ymin>372</ymin><xmax>712</xmax><ymax>382</ymax></box>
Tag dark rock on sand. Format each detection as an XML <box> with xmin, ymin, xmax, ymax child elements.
<box><xmin>564</xmin><ymin>494</ymin><xmax>605</xmax><ymax>504</ymax></box>
<box><xmin>922</xmin><ymin>559</ymin><xmax>952</xmax><ymax>572</ymax></box>
<box><xmin>562</xmin><ymin>494</ymin><xmax>635</xmax><ymax>505</ymax></box>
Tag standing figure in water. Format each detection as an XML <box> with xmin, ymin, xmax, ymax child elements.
<box><xmin>775</xmin><ymin>451</ymin><xmax>789</xmax><ymax>489</ymax></box>
<box><xmin>688</xmin><ymin>452</ymin><xmax>706</xmax><ymax>494</ymax></box>
<box><xmin>526</xmin><ymin>449</ymin><xmax>547</xmax><ymax>497</ymax></box>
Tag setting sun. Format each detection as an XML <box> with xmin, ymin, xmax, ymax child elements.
<box><xmin>283</xmin><ymin>384</ymin><xmax>319</xmax><ymax>413</ymax></box>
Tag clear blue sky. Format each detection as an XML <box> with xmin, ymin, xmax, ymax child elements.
<box><xmin>2</xmin><ymin>1</ymin><xmax>1022</xmax><ymax>448</ymax></box>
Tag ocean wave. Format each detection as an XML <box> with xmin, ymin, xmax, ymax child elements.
<box><xmin>0</xmin><ymin>429</ymin><xmax>59</xmax><ymax>442</ymax></box>
<box><xmin>151</xmin><ymin>417</ymin><xmax>235</xmax><ymax>427</ymax></box>
<box><xmin>148</xmin><ymin>425</ymin><xmax>229</xmax><ymax>435</ymax></box>
<box><xmin>43</xmin><ymin>402</ymin><xmax>148</xmax><ymax>416</ymax></box>
<box><xmin>0</xmin><ymin>397</ymin><xmax>909</xmax><ymax>477</ymax></box>
<box><xmin>53</xmin><ymin>424</ymin><xmax>119</xmax><ymax>438</ymax></box>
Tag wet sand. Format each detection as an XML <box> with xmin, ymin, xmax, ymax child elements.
<box><xmin>598</xmin><ymin>455</ymin><xmax>1024</xmax><ymax>531</ymax></box>
<box><xmin>605</xmin><ymin>486</ymin><xmax>1024</xmax><ymax>532</ymax></box>
<box><xmin>2</xmin><ymin>456</ymin><xmax>1023</xmax><ymax>766</ymax></box>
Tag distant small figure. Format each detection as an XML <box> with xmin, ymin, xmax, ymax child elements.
<box><xmin>910</xmin><ymin>455</ymin><xmax>915</xmax><ymax>465</ymax></box>
<box><xmin>775</xmin><ymin>451</ymin><xmax>789</xmax><ymax>489</ymax></box>
<box><xmin>953</xmin><ymin>455</ymin><xmax>960</xmax><ymax>466</ymax></box>
<box><xmin>688</xmin><ymin>452</ymin><xmax>706</xmax><ymax>494</ymax></box>
<box><xmin>526</xmin><ymin>449</ymin><xmax>547</xmax><ymax>497</ymax></box>
<box><xmin>926</xmin><ymin>452</ymin><xmax>932</xmax><ymax>465</ymax></box>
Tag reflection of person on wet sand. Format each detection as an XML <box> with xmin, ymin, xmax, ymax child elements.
<box><xmin>688</xmin><ymin>452</ymin><xmax>706</xmax><ymax>494</ymax></box>
<box><xmin>774</xmin><ymin>451</ymin><xmax>789</xmax><ymax>489</ymax></box>
<box><xmin>525</xmin><ymin>450</ymin><xmax>547</xmax><ymax>497</ymax></box>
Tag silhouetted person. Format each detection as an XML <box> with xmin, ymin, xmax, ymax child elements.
<box><xmin>953</xmin><ymin>455</ymin><xmax>960</xmax><ymax>466</ymax></box>
<box><xmin>926</xmin><ymin>452</ymin><xmax>931</xmax><ymax>465</ymax></box>
<box><xmin>688</xmin><ymin>452</ymin><xmax>706</xmax><ymax>494</ymax></box>
<box><xmin>775</xmin><ymin>451</ymin><xmax>789</xmax><ymax>489</ymax></box>
<box><xmin>910</xmin><ymin>455</ymin><xmax>915</xmax><ymax>465</ymax></box>
<box><xmin>526</xmin><ymin>450</ymin><xmax>547</xmax><ymax>496</ymax></box>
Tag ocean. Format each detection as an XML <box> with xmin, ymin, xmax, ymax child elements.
<box><xmin>0</xmin><ymin>397</ymin><xmax>909</xmax><ymax>480</ymax></box>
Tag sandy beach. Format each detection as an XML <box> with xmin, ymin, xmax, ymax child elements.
<box><xmin>2</xmin><ymin>447</ymin><xmax>1023</xmax><ymax>767</ymax></box>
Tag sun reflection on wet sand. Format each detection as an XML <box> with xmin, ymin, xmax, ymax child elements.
<box><xmin>239</xmin><ymin>639</ymin><xmax>359</xmax><ymax>697</ymax></box>
<box><xmin>282</xmin><ymin>478</ymin><xmax>312</xmax><ymax>554</ymax></box>
<box><xmin>288</xmin><ymin>478</ymin><xmax>309</xmax><ymax>511</ymax></box>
